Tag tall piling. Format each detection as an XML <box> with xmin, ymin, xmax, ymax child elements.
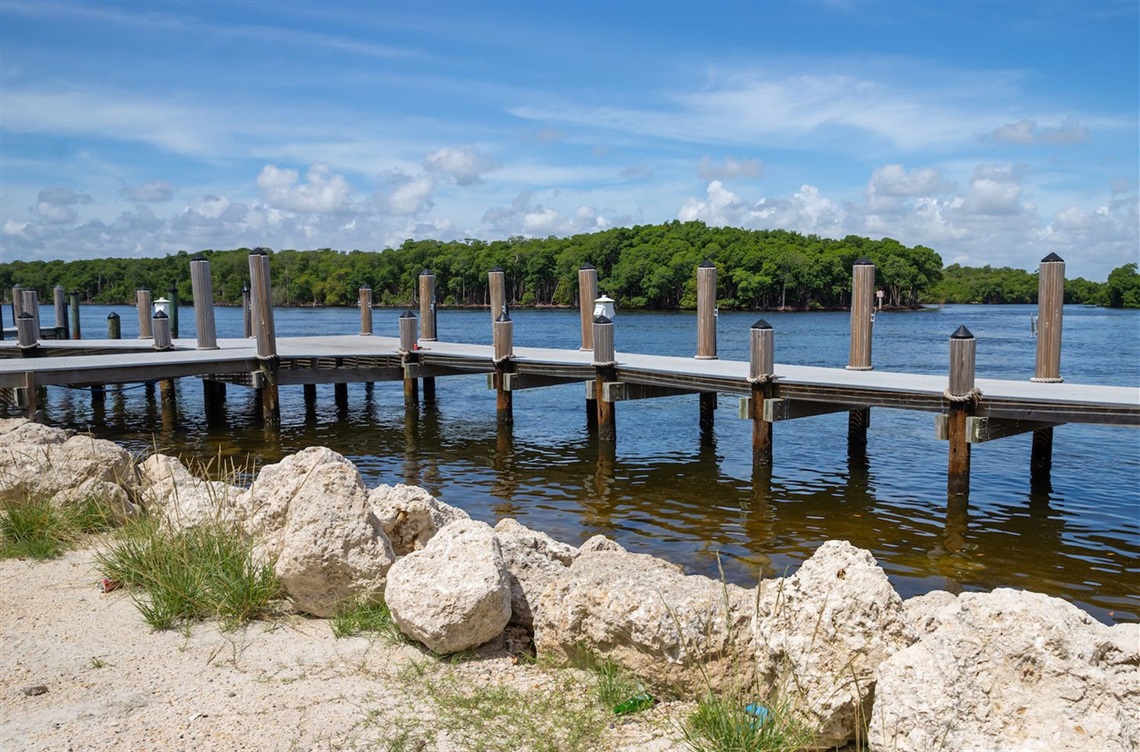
<box><xmin>847</xmin><ymin>258</ymin><xmax>875</xmax><ymax>459</ymax></box>
<box><xmin>106</xmin><ymin>312</ymin><xmax>121</xmax><ymax>340</ymax></box>
<box><xmin>168</xmin><ymin>285</ymin><xmax>179</xmax><ymax>340</ymax></box>
<box><xmin>137</xmin><ymin>289</ymin><xmax>153</xmax><ymax>339</ymax></box>
<box><xmin>359</xmin><ymin>286</ymin><xmax>373</xmax><ymax>335</ymax></box>
<box><xmin>947</xmin><ymin>325</ymin><xmax>977</xmax><ymax>497</ymax></box>
<box><xmin>493</xmin><ymin>312</ymin><xmax>514</xmax><ymax>425</ymax></box>
<box><xmin>69</xmin><ymin>291</ymin><xmax>81</xmax><ymax>340</ymax></box>
<box><xmin>1031</xmin><ymin>253</ymin><xmax>1065</xmax><ymax>483</ymax></box>
<box><xmin>592</xmin><ymin>315</ymin><xmax>617</xmax><ymax>441</ymax></box>
<box><xmin>190</xmin><ymin>255</ymin><xmax>218</xmax><ymax>350</ymax></box>
<box><xmin>578</xmin><ymin>263</ymin><xmax>598</xmax><ymax>351</ymax></box>
<box><xmin>53</xmin><ymin>286</ymin><xmax>68</xmax><ymax>339</ymax></box>
<box><xmin>242</xmin><ymin>285</ymin><xmax>252</xmax><ymax>338</ymax></box>
<box><xmin>21</xmin><ymin>289</ymin><xmax>40</xmax><ymax>343</ymax></box>
<box><xmin>399</xmin><ymin>311</ymin><xmax>419</xmax><ymax>411</ymax></box>
<box><xmin>488</xmin><ymin>267</ymin><xmax>506</xmax><ymax>325</ymax></box>
<box><xmin>248</xmin><ymin>249</ymin><xmax>279</xmax><ymax>425</ymax></box>
<box><xmin>749</xmin><ymin>320</ymin><xmax>775</xmax><ymax>465</ymax></box>
<box><xmin>418</xmin><ymin>271</ymin><xmax>437</xmax><ymax>406</ymax></box>
<box><xmin>696</xmin><ymin>261</ymin><xmax>718</xmax><ymax>445</ymax></box>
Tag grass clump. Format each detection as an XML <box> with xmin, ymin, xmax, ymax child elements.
<box><xmin>681</xmin><ymin>688</ymin><xmax>816</xmax><ymax>752</ymax></box>
<box><xmin>330</xmin><ymin>597</ymin><xmax>403</xmax><ymax>642</ymax></box>
<box><xmin>97</xmin><ymin>516</ymin><xmax>280</xmax><ymax>632</ymax></box>
<box><xmin>0</xmin><ymin>493</ymin><xmax>124</xmax><ymax>560</ymax></box>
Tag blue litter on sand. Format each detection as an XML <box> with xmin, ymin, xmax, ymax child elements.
<box><xmin>743</xmin><ymin>703</ymin><xmax>770</xmax><ymax>729</ymax></box>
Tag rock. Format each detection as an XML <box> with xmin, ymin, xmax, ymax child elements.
<box><xmin>0</xmin><ymin>419</ymin><xmax>67</xmax><ymax>447</ymax></box>
<box><xmin>49</xmin><ymin>478</ymin><xmax>137</xmax><ymax>520</ymax></box>
<box><xmin>273</xmin><ymin>457</ymin><xmax>395</xmax><ymax>618</ymax></box>
<box><xmin>0</xmin><ymin>431</ymin><xmax>136</xmax><ymax>504</ymax></box>
<box><xmin>493</xmin><ymin>518</ymin><xmax>577</xmax><ymax>629</ymax></box>
<box><xmin>21</xmin><ymin>685</ymin><xmax>48</xmax><ymax>697</ymax></box>
<box><xmin>752</xmin><ymin>540</ymin><xmax>914</xmax><ymax>749</ymax></box>
<box><xmin>136</xmin><ymin>454</ymin><xmax>240</xmax><ymax>531</ymax></box>
<box><xmin>534</xmin><ymin>548</ymin><xmax>755</xmax><ymax>692</ymax></box>
<box><xmin>902</xmin><ymin>590</ymin><xmax>958</xmax><ymax>636</ymax></box>
<box><xmin>576</xmin><ymin>534</ymin><xmax>626</xmax><ymax>555</ymax></box>
<box><xmin>368</xmin><ymin>484</ymin><xmax>469</xmax><ymax>556</ymax></box>
<box><xmin>385</xmin><ymin>519</ymin><xmax>511</xmax><ymax>655</ymax></box>
<box><xmin>870</xmin><ymin>588</ymin><xmax>1140</xmax><ymax>752</ymax></box>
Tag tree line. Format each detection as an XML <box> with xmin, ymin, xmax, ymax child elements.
<box><xmin>1</xmin><ymin>221</ymin><xmax>1136</xmax><ymax>310</ymax></box>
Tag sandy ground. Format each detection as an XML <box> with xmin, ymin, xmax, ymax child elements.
<box><xmin>0</xmin><ymin>548</ymin><xmax>685</xmax><ymax>752</ymax></box>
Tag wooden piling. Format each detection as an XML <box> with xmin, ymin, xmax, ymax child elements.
<box><xmin>1031</xmin><ymin>253</ymin><xmax>1065</xmax><ymax>482</ymax></box>
<box><xmin>578</xmin><ymin>264</ymin><xmax>598</xmax><ymax>351</ymax></box>
<box><xmin>419</xmin><ymin>271</ymin><xmax>437</xmax><ymax>341</ymax></box>
<box><xmin>248</xmin><ymin>249</ymin><xmax>279</xmax><ymax>425</ymax></box>
<box><xmin>749</xmin><ymin>319</ymin><xmax>775</xmax><ymax>465</ymax></box>
<box><xmin>152</xmin><ymin>311</ymin><xmax>173</xmax><ymax>350</ymax></box>
<box><xmin>189</xmin><ymin>255</ymin><xmax>218</xmax><ymax>349</ymax></box>
<box><xmin>488</xmin><ymin>266</ymin><xmax>506</xmax><ymax>325</ymax></box>
<box><xmin>359</xmin><ymin>286</ymin><xmax>373</xmax><ymax>335</ymax></box>
<box><xmin>242</xmin><ymin>285</ymin><xmax>252</xmax><ymax>338</ymax></box>
<box><xmin>696</xmin><ymin>260</ymin><xmax>717</xmax><ymax>359</ymax></box>
<box><xmin>16</xmin><ymin>311</ymin><xmax>37</xmax><ymax>350</ymax></box>
<box><xmin>947</xmin><ymin>325</ymin><xmax>977</xmax><ymax>496</ymax></box>
<box><xmin>335</xmin><ymin>382</ymin><xmax>348</xmax><ymax>410</ymax></box>
<box><xmin>106</xmin><ymin>312</ymin><xmax>121</xmax><ymax>340</ymax></box>
<box><xmin>137</xmin><ymin>289</ymin><xmax>153</xmax><ymax>339</ymax></box>
<box><xmin>167</xmin><ymin>286</ymin><xmax>179</xmax><ymax>339</ymax></box>
<box><xmin>846</xmin><ymin>258</ymin><xmax>875</xmax><ymax>459</ymax></box>
<box><xmin>69</xmin><ymin>291</ymin><xmax>81</xmax><ymax>340</ymax></box>
<box><xmin>400</xmin><ymin>311</ymin><xmax>419</xmax><ymax>410</ymax></box>
<box><xmin>203</xmin><ymin>379</ymin><xmax>226</xmax><ymax>423</ymax></box>
<box><xmin>53</xmin><ymin>286</ymin><xmax>68</xmax><ymax>339</ymax></box>
<box><xmin>22</xmin><ymin>290</ymin><xmax>40</xmax><ymax>342</ymax></box>
<box><xmin>493</xmin><ymin>312</ymin><xmax>514</xmax><ymax>425</ymax></box>
<box><xmin>11</xmin><ymin>284</ymin><xmax>22</xmax><ymax>324</ymax></box>
<box><xmin>593</xmin><ymin>316</ymin><xmax>617</xmax><ymax>440</ymax></box>
<box><xmin>0</xmin><ymin>294</ymin><xmax>5</xmax><ymax>341</ymax></box>
<box><xmin>303</xmin><ymin>383</ymin><xmax>317</xmax><ymax>408</ymax></box>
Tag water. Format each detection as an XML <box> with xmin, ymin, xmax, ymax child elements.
<box><xmin>24</xmin><ymin>304</ymin><xmax>1140</xmax><ymax>624</ymax></box>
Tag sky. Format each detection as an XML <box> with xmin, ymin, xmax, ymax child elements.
<box><xmin>1</xmin><ymin>1</ymin><xmax>1137</xmax><ymax>280</ymax></box>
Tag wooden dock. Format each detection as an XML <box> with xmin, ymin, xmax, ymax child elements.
<box><xmin>3</xmin><ymin>252</ymin><xmax>1138</xmax><ymax>497</ymax></box>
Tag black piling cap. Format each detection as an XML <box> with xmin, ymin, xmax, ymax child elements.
<box><xmin>1041</xmin><ymin>252</ymin><xmax>1064</xmax><ymax>263</ymax></box>
<box><xmin>107</xmin><ymin>312</ymin><xmax>120</xmax><ymax>320</ymax></box>
<box><xmin>593</xmin><ymin>315</ymin><xmax>613</xmax><ymax>325</ymax></box>
<box><xmin>579</xmin><ymin>262</ymin><xmax>595</xmax><ymax>270</ymax></box>
<box><xmin>490</xmin><ymin>265</ymin><xmax>503</xmax><ymax>273</ymax></box>
<box><xmin>17</xmin><ymin>311</ymin><xmax>32</xmax><ymax>320</ymax></box>
<box><xmin>250</xmin><ymin>247</ymin><xmax>270</xmax><ymax>256</ymax></box>
<box><xmin>854</xmin><ymin>257</ymin><xmax>874</xmax><ymax>266</ymax></box>
<box><xmin>242</xmin><ymin>284</ymin><xmax>249</xmax><ymax>293</ymax></box>
<box><xmin>400</xmin><ymin>310</ymin><xmax>416</xmax><ymax>319</ymax></box>
<box><xmin>153</xmin><ymin>310</ymin><xmax>168</xmax><ymax>320</ymax></box>
<box><xmin>191</xmin><ymin>253</ymin><xmax>207</xmax><ymax>262</ymax></box>
<box><xmin>420</xmin><ymin>269</ymin><xmax>433</xmax><ymax>277</ymax></box>
<box><xmin>168</xmin><ymin>285</ymin><xmax>177</xmax><ymax>294</ymax></box>
<box><xmin>751</xmin><ymin>319</ymin><xmax>773</xmax><ymax>330</ymax></box>
<box><xmin>496</xmin><ymin>311</ymin><xmax>512</xmax><ymax>323</ymax></box>
<box><xmin>138</xmin><ymin>286</ymin><xmax>149</xmax><ymax>292</ymax></box>
<box><xmin>950</xmin><ymin>325</ymin><xmax>974</xmax><ymax>339</ymax></box>
<box><xmin>699</xmin><ymin>259</ymin><xmax>715</xmax><ymax>268</ymax></box>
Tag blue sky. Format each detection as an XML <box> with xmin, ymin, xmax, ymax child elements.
<box><xmin>1</xmin><ymin>0</ymin><xmax>1137</xmax><ymax>280</ymax></box>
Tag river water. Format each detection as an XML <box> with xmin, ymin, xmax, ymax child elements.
<box><xmin>25</xmin><ymin>303</ymin><xmax>1140</xmax><ymax>624</ymax></box>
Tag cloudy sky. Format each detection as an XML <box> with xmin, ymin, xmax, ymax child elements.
<box><xmin>1</xmin><ymin>1</ymin><xmax>1137</xmax><ymax>280</ymax></box>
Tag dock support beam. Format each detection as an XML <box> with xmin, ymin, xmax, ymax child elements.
<box><xmin>947</xmin><ymin>325</ymin><xmax>977</xmax><ymax>497</ymax></box>
<box><xmin>190</xmin><ymin>255</ymin><xmax>218</xmax><ymax>350</ymax></box>
<box><xmin>168</xmin><ymin>285</ymin><xmax>179</xmax><ymax>340</ymax></box>
<box><xmin>847</xmin><ymin>258</ymin><xmax>875</xmax><ymax>459</ymax></box>
<box><xmin>1031</xmin><ymin>253</ymin><xmax>1065</xmax><ymax>486</ymax></box>
<box><xmin>137</xmin><ymin>288</ymin><xmax>153</xmax><ymax>339</ymax></box>
<box><xmin>249</xmin><ymin>249</ymin><xmax>279</xmax><ymax>425</ymax></box>
<box><xmin>400</xmin><ymin>311</ymin><xmax>419</xmax><ymax>411</ymax></box>
<box><xmin>749</xmin><ymin>320</ymin><xmax>775</xmax><ymax>465</ymax></box>
<box><xmin>69</xmin><ymin>290</ymin><xmax>81</xmax><ymax>340</ymax></box>
<box><xmin>493</xmin><ymin>312</ymin><xmax>514</xmax><ymax>425</ymax></box>
<box><xmin>203</xmin><ymin>379</ymin><xmax>226</xmax><ymax>424</ymax></box>
<box><xmin>593</xmin><ymin>315</ymin><xmax>616</xmax><ymax>441</ymax></box>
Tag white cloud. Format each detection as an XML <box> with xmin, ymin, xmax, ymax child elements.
<box><xmin>989</xmin><ymin>117</ymin><xmax>1090</xmax><ymax>145</ymax></box>
<box><xmin>376</xmin><ymin>172</ymin><xmax>435</xmax><ymax>216</ymax></box>
<box><xmin>696</xmin><ymin>156</ymin><xmax>763</xmax><ymax>180</ymax></box>
<box><xmin>864</xmin><ymin>164</ymin><xmax>955</xmax><ymax>213</ymax></box>
<box><xmin>120</xmin><ymin>180</ymin><xmax>174</xmax><ymax>202</ymax></box>
<box><xmin>257</xmin><ymin>163</ymin><xmax>353</xmax><ymax>214</ymax></box>
<box><xmin>423</xmin><ymin>146</ymin><xmax>492</xmax><ymax>186</ymax></box>
<box><xmin>963</xmin><ymin>164</ymin><xmax>1026</xmax><ymax>216</ymax></box>
<box><xmin>35</xmin><ymin>186</ymin><xmax>93</xmax><ymax>224</ymax></box>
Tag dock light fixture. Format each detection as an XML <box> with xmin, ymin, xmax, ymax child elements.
<box><xmin>153</xmin><ymin>297</ymin><xmax>170</xmax><ymax>316</ymax></box>
<box><xmin>593</xmin><ymin>294</ymin><xmax>615</xmax><ymax>320</ymax></box>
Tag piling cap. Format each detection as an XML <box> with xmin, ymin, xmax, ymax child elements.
<box><xmin>579</xmin><ymin>262</ymin><xmax>595</xmax><ymax>270</ymax></box>
<box><xmin>699</xmin><ymin>259</ymin><xmax>715</xmax><ymax>268</ymax></box>
<box><xmin>420</xmin><ymin>269</ymin><xmax>433</xmax><ymax>276</ymax></box>
<box><xmin>489</xmin><ymin>265</ymin><xmax>503</xmax><ymax>273</ymax></box>
<box><xmin>593</xmin><ymin>314</ymin><xmax>613</xmax><ymax>325</ymax></box>
<box><xmin>242</xmin><ymin>284</ymin><xmax>249</xmax><ymax>292</ymax></box>
<box><xmin>1041</xmin><ymin>252</ymin><xmax>1064</xmax><ymax>263</ymax></box>
<box><xmin>250</xmin><ymin>247</ymin><xmax>270</xmax><ymax>256</ymax></box>
<box><xmin>17</xmin><ymin>311</ymin><xmax>32</xmax><ymax>320</ymax></box>
<box><xmin>54</xmin><ymin>284</ymin><xmax>64</xmax><ymax>290</ymax></box>
<box><xmin>400</xmin><ymin>310</ymin><xmax>416</xmax><ymax>319</ymax></box>
<box><xmin>854</xmin><ymin>257</ymin><xmax>874</xmax><ymax>266</ymax></box>
<box><xmin>496</xmin><ymin>311</ymin><xmax>512</xmax><ymax>323</ymax></box>
<box><xmin>950</xmin><ymin>325</ymin><xmax>974</xmax><ymax>339</ymax></box>
<box><xmin>168</xmin><ymin>285</ymin><xmax>177</xmax><ymax>293</ymax></box>
<box><xmin>751</xmin><ymin>319</ymin><xmax>773</xmax><ymax>330</ymax></box>
<box><xmin>137</xmin><ymin>286</ymin><xmax>149</xmax><ymax>292</ymax></box>
<box><xmin>107</xmin><ymin>312</ymin><xmax>120</xmax><ymax>320</ymax></box>
<box><xmin>191</xmin><ymin>253</ymin><xmax>207</xmax><ymax>262</ymax></box>
<box><xmin>153</xmin><ymin>310</ymin><xmax>169</xmax><ymax>320</ymax></box>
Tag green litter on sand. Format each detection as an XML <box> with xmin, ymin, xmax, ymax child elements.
<box><xmin>614</xmin><ymin>692</ymin><xmax>655</xmax><ymax>715</ymax></box>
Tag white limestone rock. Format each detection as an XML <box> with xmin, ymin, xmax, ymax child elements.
<box><xmin>493</xmin><ymin>518</ymin><xmax>577</xmax><ymax>629</ymax></box>
<box><xmin>870</xmin><ymin>588</ymin><xmax>1140</xmax><ymax>752</ymax></box>
<box><xmin>385</xmin><ymin>519</ymin><xmax>511</xmax><ymax>655</ymax></box>
<box><xmin>752</xmin><ymin>540</ymin><xmax>915</xmax><ymax>749</ymax></box>
<box><xmin>576</xmin><ymin>534</ymin><xmax>627</xmax><ymax>555</ymax></box>
<box><xmin>534</xmin><ymin>548</ymin><xmax>755</xmax><ymax>692</ymax></box>
<box><xmin>368</xmin><ymin>483</ymin><xmax>469</xmax><ymax>556</ymax></box>
<box><xmin>0</xmin><ymin>418</ymin><xmax>68</xmax><ymax>447</ymax></box>
<box><xmin>136</xmin><ymin>453</ymin><xmax>240</xmax><ymax>531</ymax></box>
<box><xmin>0</xmin><ymin>431</ymin><xmax>136</xmax><ymax>503</ymax></box>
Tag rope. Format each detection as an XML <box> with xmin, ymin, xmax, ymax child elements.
<box><xmin>845</xmin><ymin>365</ymin><xmax>873</xmax><ymax>371</ymax></box>
<box><xmin>1030</xmin><ymin>376</ymin><xmax>1063</xmax><ymax>383</ymax></box>
<box><xmin>943</xmin><ymin>387</ymin><xmax>983</xmax><ymax>405</ymax></box>
<box><xmin>492</xmin><ymin>355</ymin><xmax>511</xmax><ymax>366</ymax></box>
<box><xmin>748</xmin><ymin>374</ymin><xmax>779</xmax><ymax>385</ymax></box>
<box><xmin>592</xmin><ymin>360</ymin><xmax>617</xmax><ymax>368</ymax></box>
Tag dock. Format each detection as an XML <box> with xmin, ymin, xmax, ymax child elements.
<box><xmin>2</xmin><ymin>252</ymin><xmax>1137</xmax><ymax>497</ymax></box>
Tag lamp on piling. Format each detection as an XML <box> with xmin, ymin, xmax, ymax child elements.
<box><xmin>154</xmin><ymin>297</ymin><xmax>170</xmax><ymax>317</ymax></box>
<box><xmin>593</xmin><ymin>294</ymin><xmax>615</xmax><ymax>320</ymax></box>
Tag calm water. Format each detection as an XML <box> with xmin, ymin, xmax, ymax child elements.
<box><xmin>23</xmin><ymin>304</ymin><xmax>1140</xmax><ymax>624</ymax></box>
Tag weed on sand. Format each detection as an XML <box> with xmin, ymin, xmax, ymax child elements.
<box><xmin>1</xmin><ymin>492</ymin><xmax>124</xmax><ymax>560</ymax></box>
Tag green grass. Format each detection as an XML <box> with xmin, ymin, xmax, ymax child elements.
<box><xmin>0</xmin><ymin>493</ymin><xmax>124</xmax><ymax>560</ymax></box>
<box><xmin>680</xmin><ymin>688</ymin><xmax>816</xmax><ymax>752</ymax></box>
<box><xmin>330</xmin><ymin>597</ymin><xmax>404</xmax><ymax>642</ymax></box>
<box><xmin>96</xmin><ymin>516</ymin><xmax>281</xmax><ymax>632</ymax></box>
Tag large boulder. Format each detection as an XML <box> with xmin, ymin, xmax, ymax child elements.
<box><xmin>493</xmin><ymin>518</ymin><xmax>577</xmax><ymax>630</ymax></box>
<box><xmin>136</xmin><ymin>454</ymin><xmax>241</xmax><ymax>531</ymax></box>
<box><xmin>368</xmin><ymin>483</ymin><xmax>469</xmax><ymax>556</ymax></box>
<box><xmin>385</xmin><ymin>519</ymin><xmax>511</xmax><ymax>655</ymax></box>
<box><xmin>870</xmin><ymin>588</ymin><xmax>1140</xmax><ymax>752</ymax></box>
<box><xmin>0</xmin><ymin>418</ymin><xmax>68</xmax><ymax>447</ymax></box>
<box><xmin>752</xmin><ymin>540</ymin><xmax>914</xmax><ymax>749</ymax></box>
<box><xmin>0</xmin><ymin>430</ymin><xmax>136</xmax><ymax>505</ymax></box>
<box><xmin>534</xmin><ymin>548</ymin><xmax>755</xmax><ymax>692</ymax></box>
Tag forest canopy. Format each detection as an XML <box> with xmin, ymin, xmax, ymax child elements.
<box><xmin>0</xmin><ymin>221</ymin><xmax>1133</xmax><ymax>310</ymax></box>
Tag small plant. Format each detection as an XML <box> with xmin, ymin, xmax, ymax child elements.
<box><xmin>89</xmin><ymin>657</ymin><xmax>108</xmax><ymax>669</ymax></box>
<box><xmin>567</xmin><ymin>647</ymin><xmax>646</xmax><ymax>711</ymax></box>
<box><xmin>681</xmin><ymin>688</ymin><xmax>816</xmax><ymax>752</ymax></box>
<box><xmin>0</xmin><ymin>492</ymin><xmax>125</xmax><ymax>560</ymax></box>
<box><xmin>330</xmin><ymin>597</ymin><xmax>403</xmax><ymax>642</ymax></box>
<box><xmin>97</xmin><ymin>516</ymin><xmax>280</xmax><ymax>631</ymax></box>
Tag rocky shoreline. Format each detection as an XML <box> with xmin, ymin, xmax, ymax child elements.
<box><xmin>1</xmin><ymin>418</ymin><xmax>1136</xmax><ymax>750</ymax></box>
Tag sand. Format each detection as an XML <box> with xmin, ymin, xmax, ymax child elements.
<box><xmin>0</xmin><ymin>547</ymin><xmax>684</xmax><ymax>752</ymax></box>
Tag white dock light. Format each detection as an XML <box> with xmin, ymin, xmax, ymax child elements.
<box><xmin>154</xmin><ymin>297</ymin><xmax>170</xmax><ymax>317</ymax></box>
<box><xmin>593</xmin><ymin>294</ymin><xmax>615</xmax><ymax>320</ymax></box>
